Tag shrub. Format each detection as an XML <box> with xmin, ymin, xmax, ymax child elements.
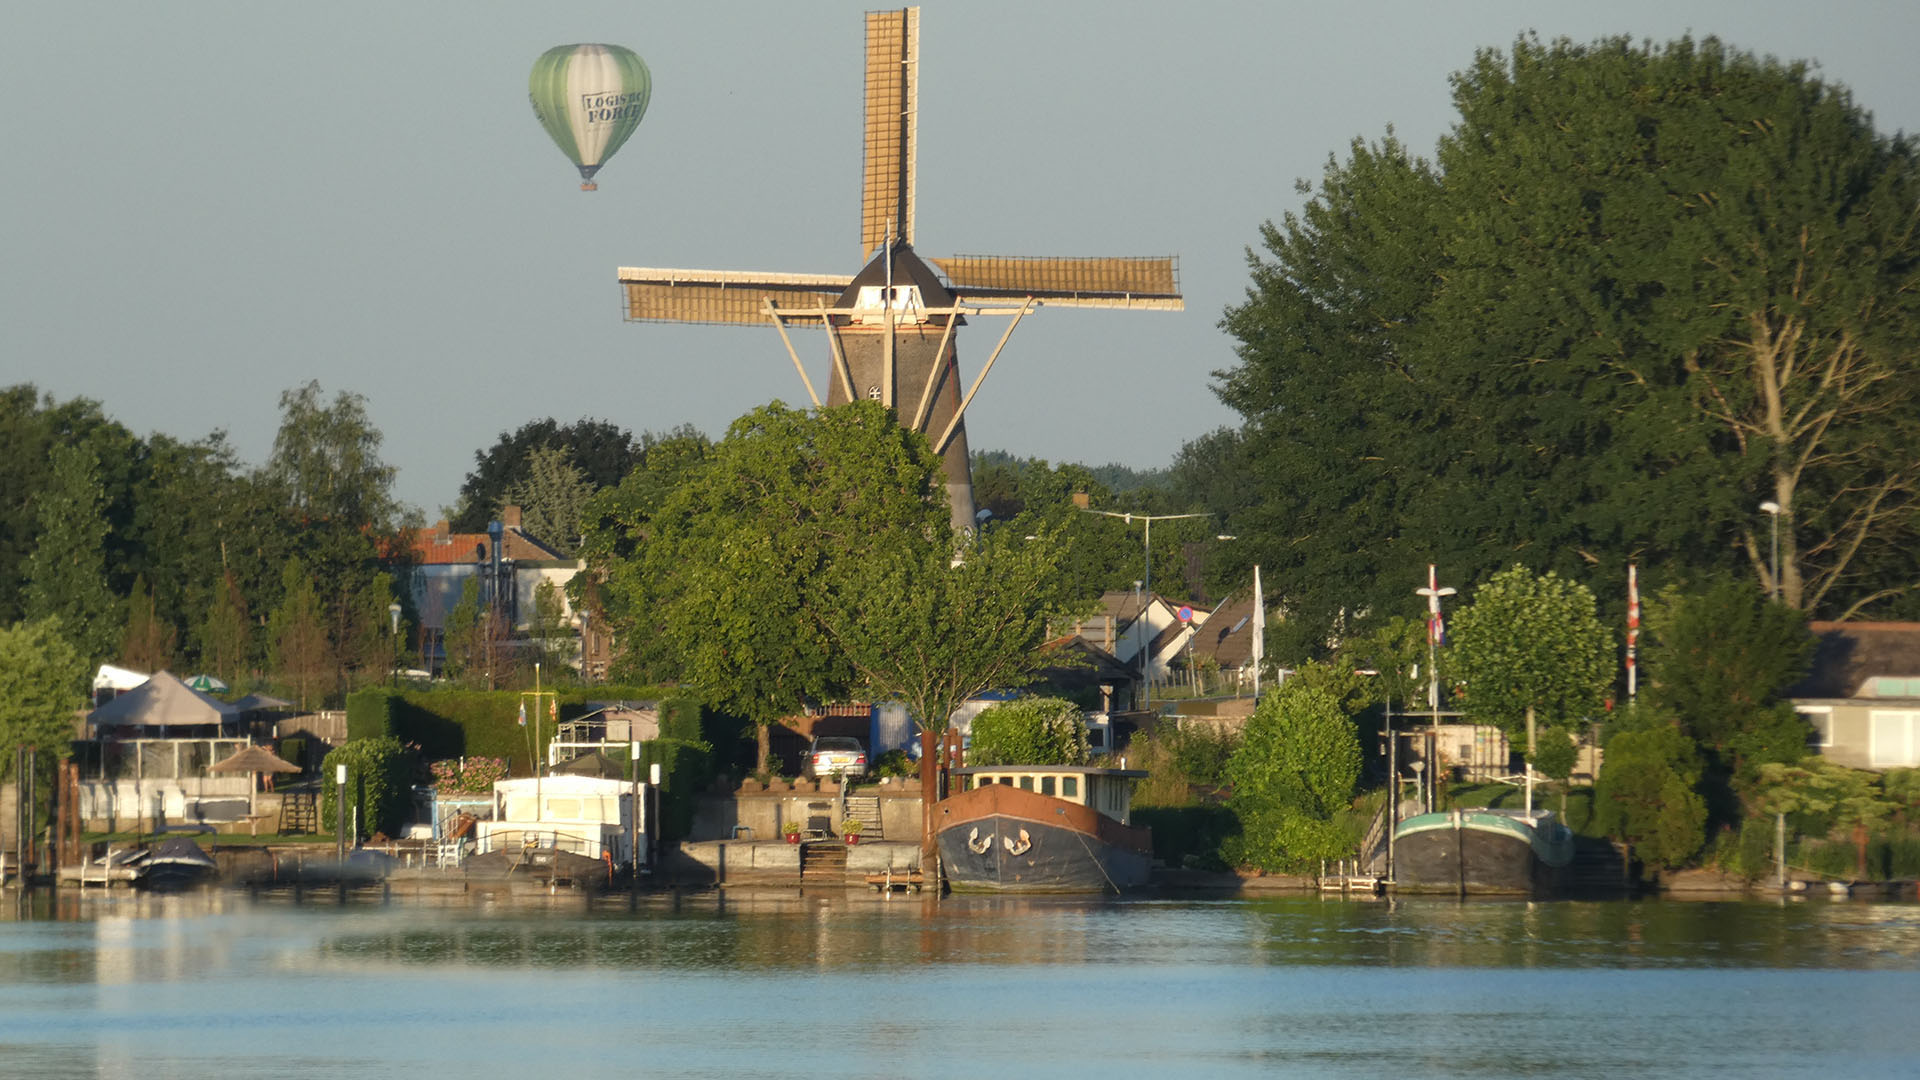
<box><xmin>320</xmin><ymin>736</ymin><xmax>416</xmax><ymax>840</ymax></box>
<box><xmin>1225</xmin><ymin>676</ymin><xmax>1362</xmax><ymax>871</ymax></box>
<box><xmin>968</xmin><ymin>697</ymin><xmax>1090</xmax><ymax>766</ymax></box>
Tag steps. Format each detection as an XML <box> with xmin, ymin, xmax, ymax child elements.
<box><xmin>842</xmin><ymin>796</ymin><xmax>882</xmax><ymax>840</ymax></box>
<box><xmin>800</xmin><ymin>841</ymin><xmax>848</xmax><ymax>881</ymax></box>
<box><xmin>279</xmin><ymin>792</ymin><xmax>318</xmax><ymax>834</ymax></box>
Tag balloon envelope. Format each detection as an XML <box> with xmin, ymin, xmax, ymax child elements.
<box><xmin>529</xmin><ymin>44</ymin><xmax>651</xmax><ymax>190</ymax></box>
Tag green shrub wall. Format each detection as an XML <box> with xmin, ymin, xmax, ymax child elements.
<box><xmin>319</xmin><ymin>736</ymin><xmax>415</xmax><ymax>840</ymax></box>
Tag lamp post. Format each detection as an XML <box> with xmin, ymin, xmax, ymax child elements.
<box><xmin>1759</xmin><ymin>501</ymin><xmax>1782</xmax><ymax>602</ymax></box>
<box><xmin>1079</xmin><ymin>508</ymin><xmax>1211</xmax><ymax>711</ymax></box>
<box><xmin>387</xmin><ymin>602</ymin><xmax>402</xmax><ymax>686</ymax></box>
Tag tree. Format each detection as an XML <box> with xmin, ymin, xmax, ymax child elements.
<box><xmin>1594</xmin><ymin>719</ymin><xmax>1709</xmax><ymax>871</ymax></box>
<box><xmin>1224</xmin><ymin>675</ymin><xmax>1364</xmax><ymax>871</ymax></box>
<box><xmin>1218</xmin><ymin>37</ymin><xmax>1920</xmax><ymax>631</ymax></box>
<box><xmin>601</xmin><ymin>402</ymin><xmax>949</xmax><ymax>774</ymax></box>
<box><xmin>1450</xmin><ymin>566</ymin><xmax>1614</xmax><ymax>774</ymax></box>
<box><xmin>968</xmin><ymin>697</ymin><xmax>1092</xmax><ymax>767</ymax></box>
<box><xmin>267</xmin><ymin>558</ymin><xmax>334</xmax><ymax>708</ymax></box>
<box><xmin>24</xmin><ymin>442</ymin><xmax>120</xmax><ymax>663</ymax></box>
<box><xmin>340</xmin><ymin>571</ymin><xmax>400</xmax><ymax>688</ymax></box>
<box><xmin>818</xmin><ymin>518</ymin><xmax>1077</xmax><ymax>857</ymax></box>
<box><xmin>1753</xmin><ymin>759</ymin><xmax>1894</xmax><ymax>880</ymax></box>
<box><xmin>1638</xmin><ymin>581</ymin><xmax>1816</xmax><ymax>802</ymax></box>
<box><xmin>118</xmin><ymin>575</ymin><xmax>176</xmax><ymax>673</ymax></box>
<box><xmin>453</xmin><ymin>417</ymin><xmax>644</xmax><ymax>533</ymax></box>
<box><xmin>200</xmin><ymin>571</ymin><xmax>253</xmax><ymax>686</ymax></box>
<box><xmin>0</xmin><ymin>618</ymin><xmax>87</xmax><ymax>769</ymax></box>
<box><xmin>500</xmin><ymin>445</ymin><xmax>593</xmax><ymax>555</ymax></box>
<box><xmin>264</xmin><ymin>381</ymin><xmax>401</xmax><ymax>595</ymax></box>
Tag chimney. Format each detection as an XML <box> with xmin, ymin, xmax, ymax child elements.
<box><xmin>502</xmin><ymin>505</ymin><xmax>523</xmax><ymax>530</ymax></box>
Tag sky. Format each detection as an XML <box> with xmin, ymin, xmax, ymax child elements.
<box><xmin>5</xmin><ymin>2</ymin><xmax>1918</xmax><ymax>515</ymax></box>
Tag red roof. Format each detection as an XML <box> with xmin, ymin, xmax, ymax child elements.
<box><xmin>412</xmin><ymin>520</ymin><xmax>567</xmax><ymax>565</ymax></box>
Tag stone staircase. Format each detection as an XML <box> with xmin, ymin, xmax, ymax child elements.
<box><xmin>1566</xmin><ymin>835</ymin><xmax>1639</xmax><ymax>895</ymax></box>
<box><xmin>799</xmin><ymin>841</ymin><xmax>848</xmax><ymax>881</ymax></box>
<box><xmin>842</xmin><ymin>795</ymin><xmax>882</xmax><ymax>840</ymax></box>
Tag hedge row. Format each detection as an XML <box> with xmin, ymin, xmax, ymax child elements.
<box><xmin>344</xmin><ymin>686</ymin><xmax>700</xmax><ymax>775</ymax></box>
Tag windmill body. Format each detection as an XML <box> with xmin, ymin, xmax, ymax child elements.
<box><xmin>617</xmin><ymin>8</ymin><xmax>1181</xmax><ymax>533</ymax></box>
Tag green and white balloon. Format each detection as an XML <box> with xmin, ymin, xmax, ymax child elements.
<box><xmin>529</xmin><ymin>44</ymin><xmax>651</xmax><ymax>191</ymax></box>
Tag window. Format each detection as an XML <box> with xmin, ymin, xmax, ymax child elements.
<box><xmin>546</xmin><ymin>798</ymin><xmax>580</xmax><ymax>820</ymax></box>
<box><xmin>1062</xmin><ymin>776</ymin><xmax>1079</xmax><ymax>799</ymax></box>
<box><xmin>1088</xmin><ymin>726</ymin><xmax>1107</xmax><ymax>749</ymax></box>
<box><xmin>1797</xmin><ymin>706</ymin><xmax>1833</xmax><ymax>748</ymax></box>
<box><xmin>1041</xmin><ymin>776</ymin><xmax>1056</xmax><ymax>796</ymax></box>
<box><xmin>999</xmin><ymin>776</ymin><xmax>1014</xmax><ymax>786</ymax></box>
<box><xmin>1018</xmin><ymin>775</ymin><xmax>1034</xmax><ymax>791</ymax></box>
<box><xmin>1870</xmin><ymin>711</ymin><xmax>1920</xmax><ymax>768</ymax></box>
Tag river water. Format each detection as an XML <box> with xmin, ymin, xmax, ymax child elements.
<box><xmin>2</xmin><ymin>888</ymin><xmax>1917</xmax><ymax>1079</ymax></box>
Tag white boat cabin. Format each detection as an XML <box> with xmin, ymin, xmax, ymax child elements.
<box><xmin>952</xmin><ymin>765</ymin><xmax>1147</xmax><ymax>826</ymax></box>
<box><xmin>474</xmin><ymin>775</ymin><xmax>652</xmax><ymax>868</ymax></box>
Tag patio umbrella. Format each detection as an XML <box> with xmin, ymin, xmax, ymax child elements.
<box><xmin>210</xmin><ymin>745</ymin><xmax>302</xmax><ymax>822</ymax></box>
<box><xmin>184</xmin><ymin>674</ymin><xmax>229</xmax><ymax>694</ymax></box>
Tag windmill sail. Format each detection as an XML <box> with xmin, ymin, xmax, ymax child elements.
<box><xmin>933</xmin><ymin>255</ymin><xmax>1183</xmax><ymax>310</ymax></box>
<box><xmin>861</xmin><ymin>7</ymin><xmax>918</xmax><ymax>256</ymax></box>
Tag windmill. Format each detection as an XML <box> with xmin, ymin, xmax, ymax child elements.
<box><xmin>617</xmin><ymin>7</ymin><xmax>1182</xmax><ymax>533</ymax></box>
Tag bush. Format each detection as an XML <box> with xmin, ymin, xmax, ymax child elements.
<box><xmin>1225</xmin><ymin>676</ymin><xmax>1363</xmax><ymax>871</ymax></box>
<box><xmin>1135</xmin><ymin>805</ymin><xmax>1239</xmax><ymax>870</ymax></box>
<box><xmin>968</xmin><ymin>697</ymin><xmax>1090</xmax><ymax>766</ymax></box>
<box><xmin>636</xmin><ymin>738</ymin><xmax>713</xmax><ymax>843</ymax></box>
<box><xmin>319</xmin><ymin>737</ymin><xmax>416</xmax><ymax>840</ymax></box>
<box><xmin>1593</xmin><ymin>724</ymin><xmax>1707</xmax><ymax>870</ymax></box>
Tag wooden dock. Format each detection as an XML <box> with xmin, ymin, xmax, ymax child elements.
<box><xmin>865</xmin><ymin>867</ymin><xmax>924</xmax><ymax>893</ymax></box>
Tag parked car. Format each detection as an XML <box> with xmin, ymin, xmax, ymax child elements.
<box><xmin>805</xmin><ymin>736</ymin><xmax>868</xmax><ymax>780</ymax></box>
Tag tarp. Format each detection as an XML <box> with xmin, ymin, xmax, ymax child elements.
<box><xmin>87</xmin><ymin>671</ymin><xmax>240</xmax><ymax>729</ymax></box>
<box><xmin>232</xmin><ymin>692</ymin><xmax>293</xmax><ymax>712</ymax></box>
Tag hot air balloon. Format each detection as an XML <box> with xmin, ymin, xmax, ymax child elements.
<box><xmin>529</xmin><ymin>44</ymin><xmax>651</xmax><ymax>191</ymax></box>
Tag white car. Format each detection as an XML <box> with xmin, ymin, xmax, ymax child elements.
<box><xmin>806</xmin><ymin>736</ymin><xmax>868</xmax><ymax>780</ymax></box>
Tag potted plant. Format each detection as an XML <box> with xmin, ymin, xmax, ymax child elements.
<box><xmin>841</xmin><ymin>818</ymin><xmax>863</xmax><ymax>845</ymax></box>
<box><xmin>783</xmin><ymin>819</ymin><xmax>802</xmax><ymax>844</ymax></box>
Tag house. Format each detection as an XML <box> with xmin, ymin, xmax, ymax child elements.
<box><xmin>409</xmin><ymin>505</ymin><xmax>584</xmax><ymax>668</ymax></box>
<box><xmin>1788</xmin><ymin>622</ymin><xmax>1920</xmax><ymax>771</ymax></box>
<box><xmin>1184</xmin><ymin>591</ymin><xmax>1263</xmax><ymax>694</ymax></box>
<box><xmin>1067</xmin><ymin>590</ymin><xmax>1199</xmax><ymax>688</ymax></box>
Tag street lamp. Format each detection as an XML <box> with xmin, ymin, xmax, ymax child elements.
<box><xmin>387</xmin><ymin>602</ymin><xmax>402</xmax><ymax>686</ymax></box>
<box><xmin>1079</xmin><ymin>508</ymin><xmax>1210</xmax><ymax>711</ymax></box>
<box><xmin>1759</xmin><ymin>501</ymin><xmax>1782</xmax><ymax>602</ymax></box>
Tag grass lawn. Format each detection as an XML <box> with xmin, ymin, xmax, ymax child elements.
<box><xmin>1443</xmin><ymin>781</ymin><xmax>1603</xmax><ymax>838</ymax></box>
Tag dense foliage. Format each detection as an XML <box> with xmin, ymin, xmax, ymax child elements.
<box><xmin>1214</xmin><ymin>36</ymin><xmax>1920</xmax><ymax>643</ymax></box>
<box><xmin>967</xmin><ymin>697</ymin><xmax>1092</xmax><ymax>767</ymax></box>
<box><xmin>1225</xmin><ymin>675</ymin><xmax>1363</xmax><ymax>871</ymax></box>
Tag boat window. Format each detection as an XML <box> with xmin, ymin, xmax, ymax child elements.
<box><xmin>1019</xmin><ymin>775</ymin><xmax>1034</xmax><ymax>791</ymax></box>
<box><xmin>999</xmin><ymin>776</ymin><xmax>1014</xmax><ymax>786</ymax></box>
<box><xmin>505</xmin><ymin>795</ymin><xmax>536</xmax><ymax>821</ymax></box>
<box><xmin>1062</xmin><ymin>776</ymin><xmax>1079</xmax><ymax>799</ymax></box>
<box><xmin>1040</xmin><ymin>776</ymin><xmax>1056</xmax><ymax>796</ymax></box>
<box><xmin>547</xmin><ymin>797</ymin><xmax>580</xmax><ymax>820</ymax></box>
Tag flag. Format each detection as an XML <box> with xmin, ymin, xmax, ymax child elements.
<box><xmin>517</xmin><ymin>701</ymin><xmax>527</xmax><ymax>727</ymax></box>
<box><xmin>549</xmin><ymin>697</ymin><xmax>558</xmax><ymax>723</ymax></box>
<box><xmin>1251</xmin><ymin>565</ymin><xmax>1265</xmax><ymax>695</ymax></box>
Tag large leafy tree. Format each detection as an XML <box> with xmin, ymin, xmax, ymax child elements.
<box><xmin>264</xmin><ymin>381</ymin><xmax>401</xmax><ymax>593</ymax></box>
<box><xmin>0</xmin><ymin>618</ymin><xmax>87</xmax><ymax>770</ymax></box>
<box><xmin>267</xmin><ymin>558</ymin><xmax>335</xmax><ymax>708</ymax></box>
<box><xmin>1449</xmin><ymin>565</ymin><xmax>1614</xmax><ymax>772</ymax></box>
<box><xmin>604</xmin><ymin>402</ymin><xmax>946</xmax><ymax>773</ymax></box>
<box><xmin>1642</xmin><ymin>581</ymin><xmax>1815</xmax><ymax>773</ymax></box>
<box><xmin>23</xmin><ymin>442</ymin><xmax>120</xmax><ymax>664</ymax></box>
<box><xmin>452</xmin><ymin>418</ymin><xmax>644</xmax><ymax>533</ymax></box>
<box><xmin>1225</xmin><ymin>675</ymin><xmax>1364</xmax><ymax>871</ymax></box>
<box><xmin>500</xmin><ymin>445</ymin><xmax>593</xmax><ymax>555</ymax></box>
<box><xmin>1219</xmin><ymin>37</ymin><xmax>1920</xmax><ymax>634</ymax></box>
<box><xmin>817</xmin><ymin>519</ymin><xmax>1075</xmax><ymax>858</ymax></box>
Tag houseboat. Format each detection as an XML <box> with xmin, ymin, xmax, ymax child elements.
<box><xmin>936</xmin><ymin>765</ymin><xmax>1151</xmax><ymax>894</ymax></box>
<box><xmin>1391</xmin><ymin>808</ymin><xmax>1575</xmax><ymax>895</ymax></box>
<box><xmin>464</xmin><ymin>774</ymin><xmax>652</xmax><ymax>888</ymax></box>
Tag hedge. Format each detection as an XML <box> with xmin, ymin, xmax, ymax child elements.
<box><xmin>637</xmin><ymin>738</ymin><xmax>713</xmax><ymax>843</ymax></box>
<box><xmin>340</xmin><ymin>686</ymin><xmax>699</xmax><ymax>775</ymax></box>
<box><xmin>319</xmin><ymin>736</ymin><xmax>415</xmax><ymax>841</ymax></box>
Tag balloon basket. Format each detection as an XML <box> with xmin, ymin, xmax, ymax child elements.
<box><xmin>580</xmin><ymin>182</ymin><xmax>598</xmax><ymax>191</ymax></box>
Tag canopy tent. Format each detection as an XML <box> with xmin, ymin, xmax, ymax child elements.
<box><xmin>87</xmin><ymin>672</ymin><xmax>241</xmax><ymax>731</ymax></box>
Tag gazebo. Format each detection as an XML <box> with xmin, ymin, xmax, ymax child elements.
<box><xmin>209</xmin><ymin>745</ymin><xmax>302</xmax><ymax>825</ymax></box>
